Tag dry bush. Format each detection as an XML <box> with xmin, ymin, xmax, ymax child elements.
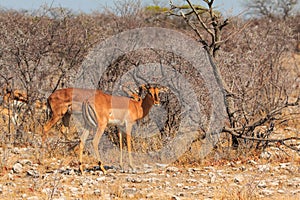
<box><xmin>0</xmin><ymin>8</ymin><xmax>105</xmax><ymax>147</ymax></box>
<box><xmin>243</xmin><ymin>0</ymin><xmax>299</xmax><ymax>19</ymax></box>
<box><xmin>216</xmin><ymin>16</ymin><xmax>299</xmax><ymax>152</ymax></box>
<box><xmin>169</xmin><ymin>0</ymin><xmax>300</xmax><ymax>162</ymax></box>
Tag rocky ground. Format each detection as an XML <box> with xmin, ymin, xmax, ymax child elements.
<box><xmin>0</xmin><ymin>146</ymin><xmax>299</xmax><ymax>200</ymax></box>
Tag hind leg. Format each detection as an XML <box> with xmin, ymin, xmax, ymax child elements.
<box><xmin>92</xmin><ymin>125</ymin><xmax>107</xmax><ymax>174</ymax></box>
<box><xmin>79</xmin><ymin>129</ymin><xmax>90</xmax><ymax>175</ymax></box>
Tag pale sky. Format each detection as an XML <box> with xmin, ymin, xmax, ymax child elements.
<box><xmin>0</xmin><ymin>0</ymin><xmax>245</xmax><ymax>16</ymax></box>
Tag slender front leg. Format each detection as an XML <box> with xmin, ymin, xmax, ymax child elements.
<box><xmin>43</xmin><ymin>104</ymin><xmax>68</xmax><ymax>134</ymax></box>
<box><xmin>118</xmin><ymin>130</ymin><xmax>123</xmax><ymax>169</ymax></box>
<box><xmin>126</xmin><ymin>123</ymin><xmax>133</xmax><ymax>169</ymax></box>
<box><xmin>43</xmin><ymin>116</ymin><xmax>60</xmax><ymax>134</ymax></box>
<box><xmin>79</xmin><ymin>129</ymin><xmax>90</xmax><ymax>175</ymax></box>
<box><xmin>42</xmin><ymin>115</ymin><xmax>63</xmax><ymax>154</ymax></box>
<box><xmin>92</xmin><ymin>125</ymin><xmax>107</xmax><ymax>174</ymax></box>
<box><xmin>43</xmin><ymin>114</ymin><xmax>62</xmax><ymax>143</ymax></box>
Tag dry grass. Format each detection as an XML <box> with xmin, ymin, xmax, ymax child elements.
<box><xmin>1</xmin><ymin>142</ymin><xmax>299</xmax><ymax>200</ymax></box>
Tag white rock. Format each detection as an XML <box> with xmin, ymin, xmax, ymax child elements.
<box><xmin>257</xmin><ymin>181</ymin><xmax>267</xmax><ymax>188</ymax></box>
<box><xmin>12</xmin><ymin>163</ymin><xmax>23</xmax><ymax>173</ymax></box>
<box><xmin>247</xmin><ymin>160</ymin><xmax>258</xmax><ymax>165</ymax></box>
<box><xmin>145</xmin><ymin>168</ymin><xmax>153</xmax><ymax>173</ymax></box>
<box><xmin>204</xmin><ymin>166</ymin><xmax>215</xmax><ymax>171</ymax></box>
<box><xmin>8</xmin><ymin>173</ymin><xmax>14</xmax><ymax>180</ymax></box>
<box><xmin>191</xmin><ymin>191</ymin><xmax>201</xmax><ymax>196</ymax></box>
<box><xmin>279</xmin><ymin>162</ymin><xmax>291</xmax><ymax>169</ymax></box>
<box><xmin>186</xmin><ymin>179</ymin><xmax>198</xmax><ymax>183</ymax></box>
<box><xmin>103</xmin><ymin>194</ymin><xmax>111</xmax><ymax>199</ymax></box>
<box><xmin>260</xmin><ymin>189</ymin><xmax>274</xmax><ymax>196</ymax></box>
<box><xmin>198</xmin><ymin>178</ymin><xmax>208</xmax><ymax>184</ymax></box>
<box><xmin>94</xmin><ymin>189</ymin><xmax>101</xmax><ymax>195</ymax></box>
<box><xmin>258</xmin><ymin>164</ymin><xmax>270</xmax><ymax>172</ymax></box>
<box><xmin>171</xmin><ymin>195</ymin><xmax>181</xmax><ymax>200</ymax></box>
<box><xmin>208</xmin><ymin>172</ymin><xmax>216</xmax><ymax>183</ymax></box>
<box><xmin>107</xmin><ymin>168</ymin><xmax>117</xmax><ymax>173</ymax></box>
<box><xmin>234</xmin><ymin>175</ymin><xmax>244</xmax><ymax>184</ymax></box>
<box><xmin>126</xmin><ymin>177</ymin><xmax>142</xmax><ymax>183</ymax></box>
<box><xmin>183</xmin><ymin>185</ymin><xmax>195</xmax><ymax>190</ymax></box>
<box><xmin>146</xmin><ymin>193</ymin><xmax>154</xmax><ymax>198</ymax></box>
<box><xmin>269</xmin><ymin>180</ymin><xmax>279</xmax><ymax>187</ymax></box>
<box><xmin>68</xmin><ymin>169</ymin><xmax>76</xmax><ymax>175</ymax></box>
<box><xmin>6</xmin><ymin>182</ymin><xmax>16</xmax><ymax>187</ymax></box>
<box><xmin>277</xmin><ymin>189</ymin><xmax>285</xmax><ymax>194</ymax></box>
<box><xmin>96</xmin><ymin>176</ymin><xmax>106</xmax><ymax>182</ymax></box>
<box><xmin>123</xmin><ymin>187</ymin><xmax>137</xmax><ymax>194</ymax></box>
<box><xmin>146</xmin><ymin>177</ymin><xmax>160</xmax><ymax>183</ymax></box>
<box><xmin>42</xmin><ymin>188</ymin><xmax>52</xmax><ymax>195</ymax></box>
<box><xmin>291</xmin><ymin>177</ymin><xmax>300</xmax><ymax>187</ymax></box>
<box><xmin>178</xmin><ymin>192</ymin><xmax>185</xmax><ymax>197</ymax></box>
<box><xmin>69</xmin><ymin>186</ymin><xmax>79</xmax><ymax>193</ymax></box>
<box><xmin>291</xmin><ymin>190</ymin><xmax>300</xmax><ymax>195</ymax></box>
<box><xmin>155</xmin><ymin>163</ymin><xmax>168</xmax><ymax>168</ymax></box>
<box><xmin>12</xmin><ymin>147</ymin><xmax>20</xmax><ymax>154</ymax></box>
<box><xmin>167</xmin><ymin>166</ymin><xmax>179</xmax><ymax>173</ymax></box>
<box><xmin>260</xmin><ymin>151</ymin><xmax>272</xmax><ymax>159</ymax></box>
<box><xmin>143</xmin><ymin>164</ymin><xmax>151</xmax><ymax>168</ymax></box>
<box><xmin>239</xmin><ymin>166</ymin><xmax>246</xmax><ymax>171</ymax></box>
<box><xmin>165</xmin><ymin>181</ymin><xmax>171</xmax><ymax>187</ymax></box>
<box><xmin>126</xmin><ymin>193</ymin><xmax>135</xmax><ymax>198</ymax></box>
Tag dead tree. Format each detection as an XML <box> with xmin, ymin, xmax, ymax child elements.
<box><xmin>169</xmin><ymin>0</ymin><xmax>300</xmax><ymax>153</ymax></box>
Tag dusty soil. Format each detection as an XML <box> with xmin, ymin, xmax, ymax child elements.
<box><xmin>0</xmin><ymin>145</ymin><xmax>299</xmax><ymax>200</ymax></box>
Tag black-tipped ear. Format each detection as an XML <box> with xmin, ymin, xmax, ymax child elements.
<box><xmin>140</xmin><ymin>84</ymin><xmax>148</xmax><ymax>90</ymax></box>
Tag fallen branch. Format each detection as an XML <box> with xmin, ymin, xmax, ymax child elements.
<box><xmin>222</xmin><ymin>126</ymin><xmax>300</xmax><ymax>152</ymax></box>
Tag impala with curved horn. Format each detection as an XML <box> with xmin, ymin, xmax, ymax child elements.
<box><xmin>43</xmin><ymin>84</ymin><xmax>167</xmax><ymax>174</ymax></box>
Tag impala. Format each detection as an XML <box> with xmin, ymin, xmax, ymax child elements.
<box><xmin>1</xmin><ymin>88</ymin><xmax>29</xmax><ymax>126</ymax></box>
<box><xmin>1</xmin><ymin>87</ymin><xmax>47</xmax><ymax>110</ymax></box>
<box><xmin>2</xmin><ymin>88</ymin><xmax>28</xmax><ymax>104</ymax></box>
<box><xmin>43</xmin><ymin>84</ymin><xmax>166</xmax><ymax>174</ymax></box>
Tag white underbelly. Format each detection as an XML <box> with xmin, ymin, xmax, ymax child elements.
<box><xmin>108</xmin><ymin>119</ymin><xmax>124</xmax><ymax>125</ymax></box>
